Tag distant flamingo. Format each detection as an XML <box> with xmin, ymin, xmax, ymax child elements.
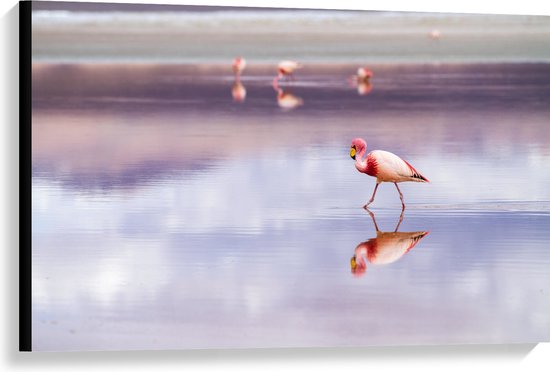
<box><xmin>348</xmin><ymin>67</ymin><xmax>373</xmax><ymax>95</ymax></box>
<box><xmin>231</xmin><ymin>81</ymin><xmax>246</xmax><ymax>103</ymax></box>
<box><xmin>350</xmin><ymin>138</ymin><xmax>429</xmax><ymax>209</ymax></box>
<box><xmin>232</xmin><ymin>57</ymin><xmax>246</xmax><ymax>78</ymax></box>
<box><xmin>429</xmin><ymin>29</ymin><xmax>441</xmax><ymax>40</ymax></box>
<box><xmin>356</xmin><ymin>67</ymin><xmax>373</xmax><ymax>81</ymax></box>
<box><xmin>276</xmin><ymin>60</ymin><xmax>302</xmax><ymax>81</ymax></box>
<box><xmin>350</xmin><ymin>209</ymin><xmax>429</xmax><ymax>277</ymax></box>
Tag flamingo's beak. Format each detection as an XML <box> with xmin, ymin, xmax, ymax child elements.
<box><xmin>350</xmin><ymin>256</ymin><xmax>357</xmax><ymax>271</ymax></box>
<box><xmin>350</xmin><ymin>146</ymin><xmax>356</xmax><ymax>160</ymax></box>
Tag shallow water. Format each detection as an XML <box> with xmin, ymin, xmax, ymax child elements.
<box><xmin>32</xmin><ymin>63</ymin><xmax>550</xmax><ymax>351</ymax></box>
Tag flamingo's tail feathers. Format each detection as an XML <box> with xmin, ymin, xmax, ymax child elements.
<box><xmin>404</xmin><ymin>160</ymin><xmax>429</xmax><ymax>183</ymax></box>
<box><xmin>412</xmin><ymin>172</ymin><xmax>429</xmax><ymax>183</ymax></box>
<box><xmin>405</xmin><ymin>231</ymin><xmax>430</xmax><ymax>253</ymax></box>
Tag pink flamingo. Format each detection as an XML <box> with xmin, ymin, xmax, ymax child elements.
<box><xmin>351</xmin><ymin>209</ymin><xmax>429</xmax><ymax>277</ymax></box>
<box><xmin>350</xmin><ymin>138</ymin><xmax>429</xmax><ymax>209</ymax></box>
<box><xmin>232</xmin><ymin>56</ymin><xmax>246</xmax><ymax>78</ymax></box>
<box><xmin>276</xmin><ymin>60</ymin><xmax>302</xmax><ymax>81</ymax></box>
<box><xmin>429</xmin><ymin>29</ymin><xmax>441</xmax><ymax>40</ymax></box>
<box><xmin>356</xmin><ymin>67</ymin><xmax>373</xmax><ymax>81</ymax></box>
<box><xmin>348</xmin><ymin>67</ymin><xmax>373</xmax><ymax>95</ymax></box>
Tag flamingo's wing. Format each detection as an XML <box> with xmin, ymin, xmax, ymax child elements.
<box><xmin>370</xmin><ymin>231</ymin><xmax>428</xmax><ymax>264</ymax></box>
<box><xmin>279</xmin><ymin>60</ymin><xmax>302</xmax><ymax>71</ymax></box>
<box><xmin>373</xmin><ymin>150</ymin><xmax>429</xmax><ymax>182</ymax></box>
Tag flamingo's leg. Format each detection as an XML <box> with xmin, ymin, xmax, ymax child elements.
<box><xmin>394</xmin><ymin>208</ymin><xmax>405</xmax><ymax>232</ymax></box>
<box><xmin>394</xmin><ymin>182</ymin><xmax>406</xmax><ymax>210</ymax></box>
<box><xmin>363</xmin><ymin>182</ymin><xmax>380</xmax><ymax>209</ymax></box>
<box><xmin>365</xmin><ymin>208</ymin><xmax>380</xmax><ymax>232</ymax></box>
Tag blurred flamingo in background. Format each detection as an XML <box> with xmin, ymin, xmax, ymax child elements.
<box><xmin>351</xmin><ymin>209</ymin><xmax>429</xmax><ymax>277</ymax></box>
<box><xmin>429</xmin><ymin>29</ymin><xmax>441</xmax><ymax>40</ymax></box>
<box><xmin>350</xmin><ymin>138</ymin><xmax>429</xmax><ymax>209</ymax></box>
<box><xmin>276</xmin><ymin>60</ymin><xmax>302</xmax><ymax>81</ymax></box>
<box><xmin>232</xmin><ymin>56</ymin><xmax>246</xmax><ymax>79</ymax></box>
<box><xmin>356</xmin><ymin>67</ymin><xmax>373</xmax><ymax>81</ymax></box>
<box><xmin>348</xmin><ymin>67</ymin><xmax>373</xmax><ymax>95</ymax></box>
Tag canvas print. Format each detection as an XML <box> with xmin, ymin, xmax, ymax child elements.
<box><xmin>27</xmin><ymin>0</ymin><xmax>550</xmax><ymax>351</ymax></box>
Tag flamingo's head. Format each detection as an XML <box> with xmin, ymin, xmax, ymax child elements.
<box><xmin>350</xmin><ymin>255</ymin><xmax>367</xmax><ymax>277</ymax></box>
<box><xmin>232</xmin><ymin>57</ymin><xmax>246</xmax><ymax>73</ymax></box>
<box><xmin>233</xmin><ymin>56</ymin><xmax>243</xmax><ymax>65</ymax></box>
<box><xmin>350</xmin><ymin>138</ymin><xmax>367</xmax><ymax>160</ymax></box>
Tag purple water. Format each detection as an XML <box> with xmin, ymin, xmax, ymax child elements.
<box><xmin>31</xmin><ymin>63</ymin><xmax>550</xmax><ymax>351</ymax></box>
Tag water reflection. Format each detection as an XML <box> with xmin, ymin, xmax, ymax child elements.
<box><xmin>356</xmin><ymin>80</ymin><xmax>373</xmax><ymax>96</ymax></box>
<box><xmin>350</xmin><ymin>209</ymin><xmax>429</xmax><ymax>277</ymax></box>
<box><xmin>273</xmin><ymin>80</ymin><xmax>304</xmax><ymax>111</ymax></box>
<box><xmin>31</xmin><ymin>63</ymin><xmax>550</xmax><ymax>350</ymax></box>
<box><xmin>231</xmin><ymin>80</ymin><xmax>246</xmax><ymax>103</ymax></box>
<box><xmin>275</xmin><ymin>87</ymin><xmax>303</xmax><ymax>110</ymax></box>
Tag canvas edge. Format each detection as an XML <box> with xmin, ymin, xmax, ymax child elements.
<box><xmin>19</xmin><ymin>0</ymin><xmax>32</xmax><ymax>352</ymax></box>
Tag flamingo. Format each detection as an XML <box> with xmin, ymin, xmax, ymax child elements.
<box><xmin>356</xmin><ymin>67</ymin><xmax>373</xmax><ymax>81</ymax></box>
<box><xmin>350</xmin><ymin>209</ymin><xmax>429</xmax><ymax>277</ymax></box>
<box><xmin>348</xmin><ymin>67</ymin><xmax>373</xmax><ymax>95</ymax></box>
<box><xmin>232</xmin><ymin>56</ymin><xmax>246</xmax><ymax>78</ymax></box>
<box><xmin>276</xmin><ymin>60</ymin><xmax>302</xmax><ymax>81</ymax></box>
<box><xmin>231</xmin><ymin>81</ymin><xmax>246</xmax><ymax>103</ymax></box>
<box><xmin>429</xmin><ymin>29</ymin><xmax>441</xmax><ymax>40</ymax></box>
<box><xmin>350</xmin><ymin>138</ymin><xmax>429</xmax><ymax>209</ymax></box>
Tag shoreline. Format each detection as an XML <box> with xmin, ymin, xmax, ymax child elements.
<box><xmin>32</xmin><ymin>60</ymin><xmax>550</xmax><ymax>72</ymax></box>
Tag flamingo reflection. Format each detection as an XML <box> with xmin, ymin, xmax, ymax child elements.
<box><xmin>350</xmin><ymin>209</ymin><xmax>429</xmax><ymax>277</ymax></box>
<box><xmin>231</xmin><ymin>80</ymin><xmax>247</xmax><ymax>103</ymax></box>
<box><xmin>272</xmin><ymin>76</ymin><xmax>303</xmax><ymax>110</ymax></box>
<box><xmin>356</xmin><ymin>80</ymin><xmax>373</xmax><ymax>96</ymax></box>
<box><xmin>275</xmin><ymin>87</ymin><xmax>303</xmax><ymax>110</ymax></box>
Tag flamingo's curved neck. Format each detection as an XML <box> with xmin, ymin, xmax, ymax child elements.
<box><xmin>354</xmin><ymin>146</ymin><xmax>368</xmax><ymax>173</ymax></box>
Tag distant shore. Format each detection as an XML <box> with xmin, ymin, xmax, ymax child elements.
<box><xmin>32</xmin><ymin>8</ymin><xmax>550</xmax><ymax>64</ymax></box>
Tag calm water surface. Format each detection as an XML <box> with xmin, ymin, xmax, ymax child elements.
<box><xmin>32</xmin><ymin>64</ymin><xmax>550</xmax><ymax>350</ymax></box>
